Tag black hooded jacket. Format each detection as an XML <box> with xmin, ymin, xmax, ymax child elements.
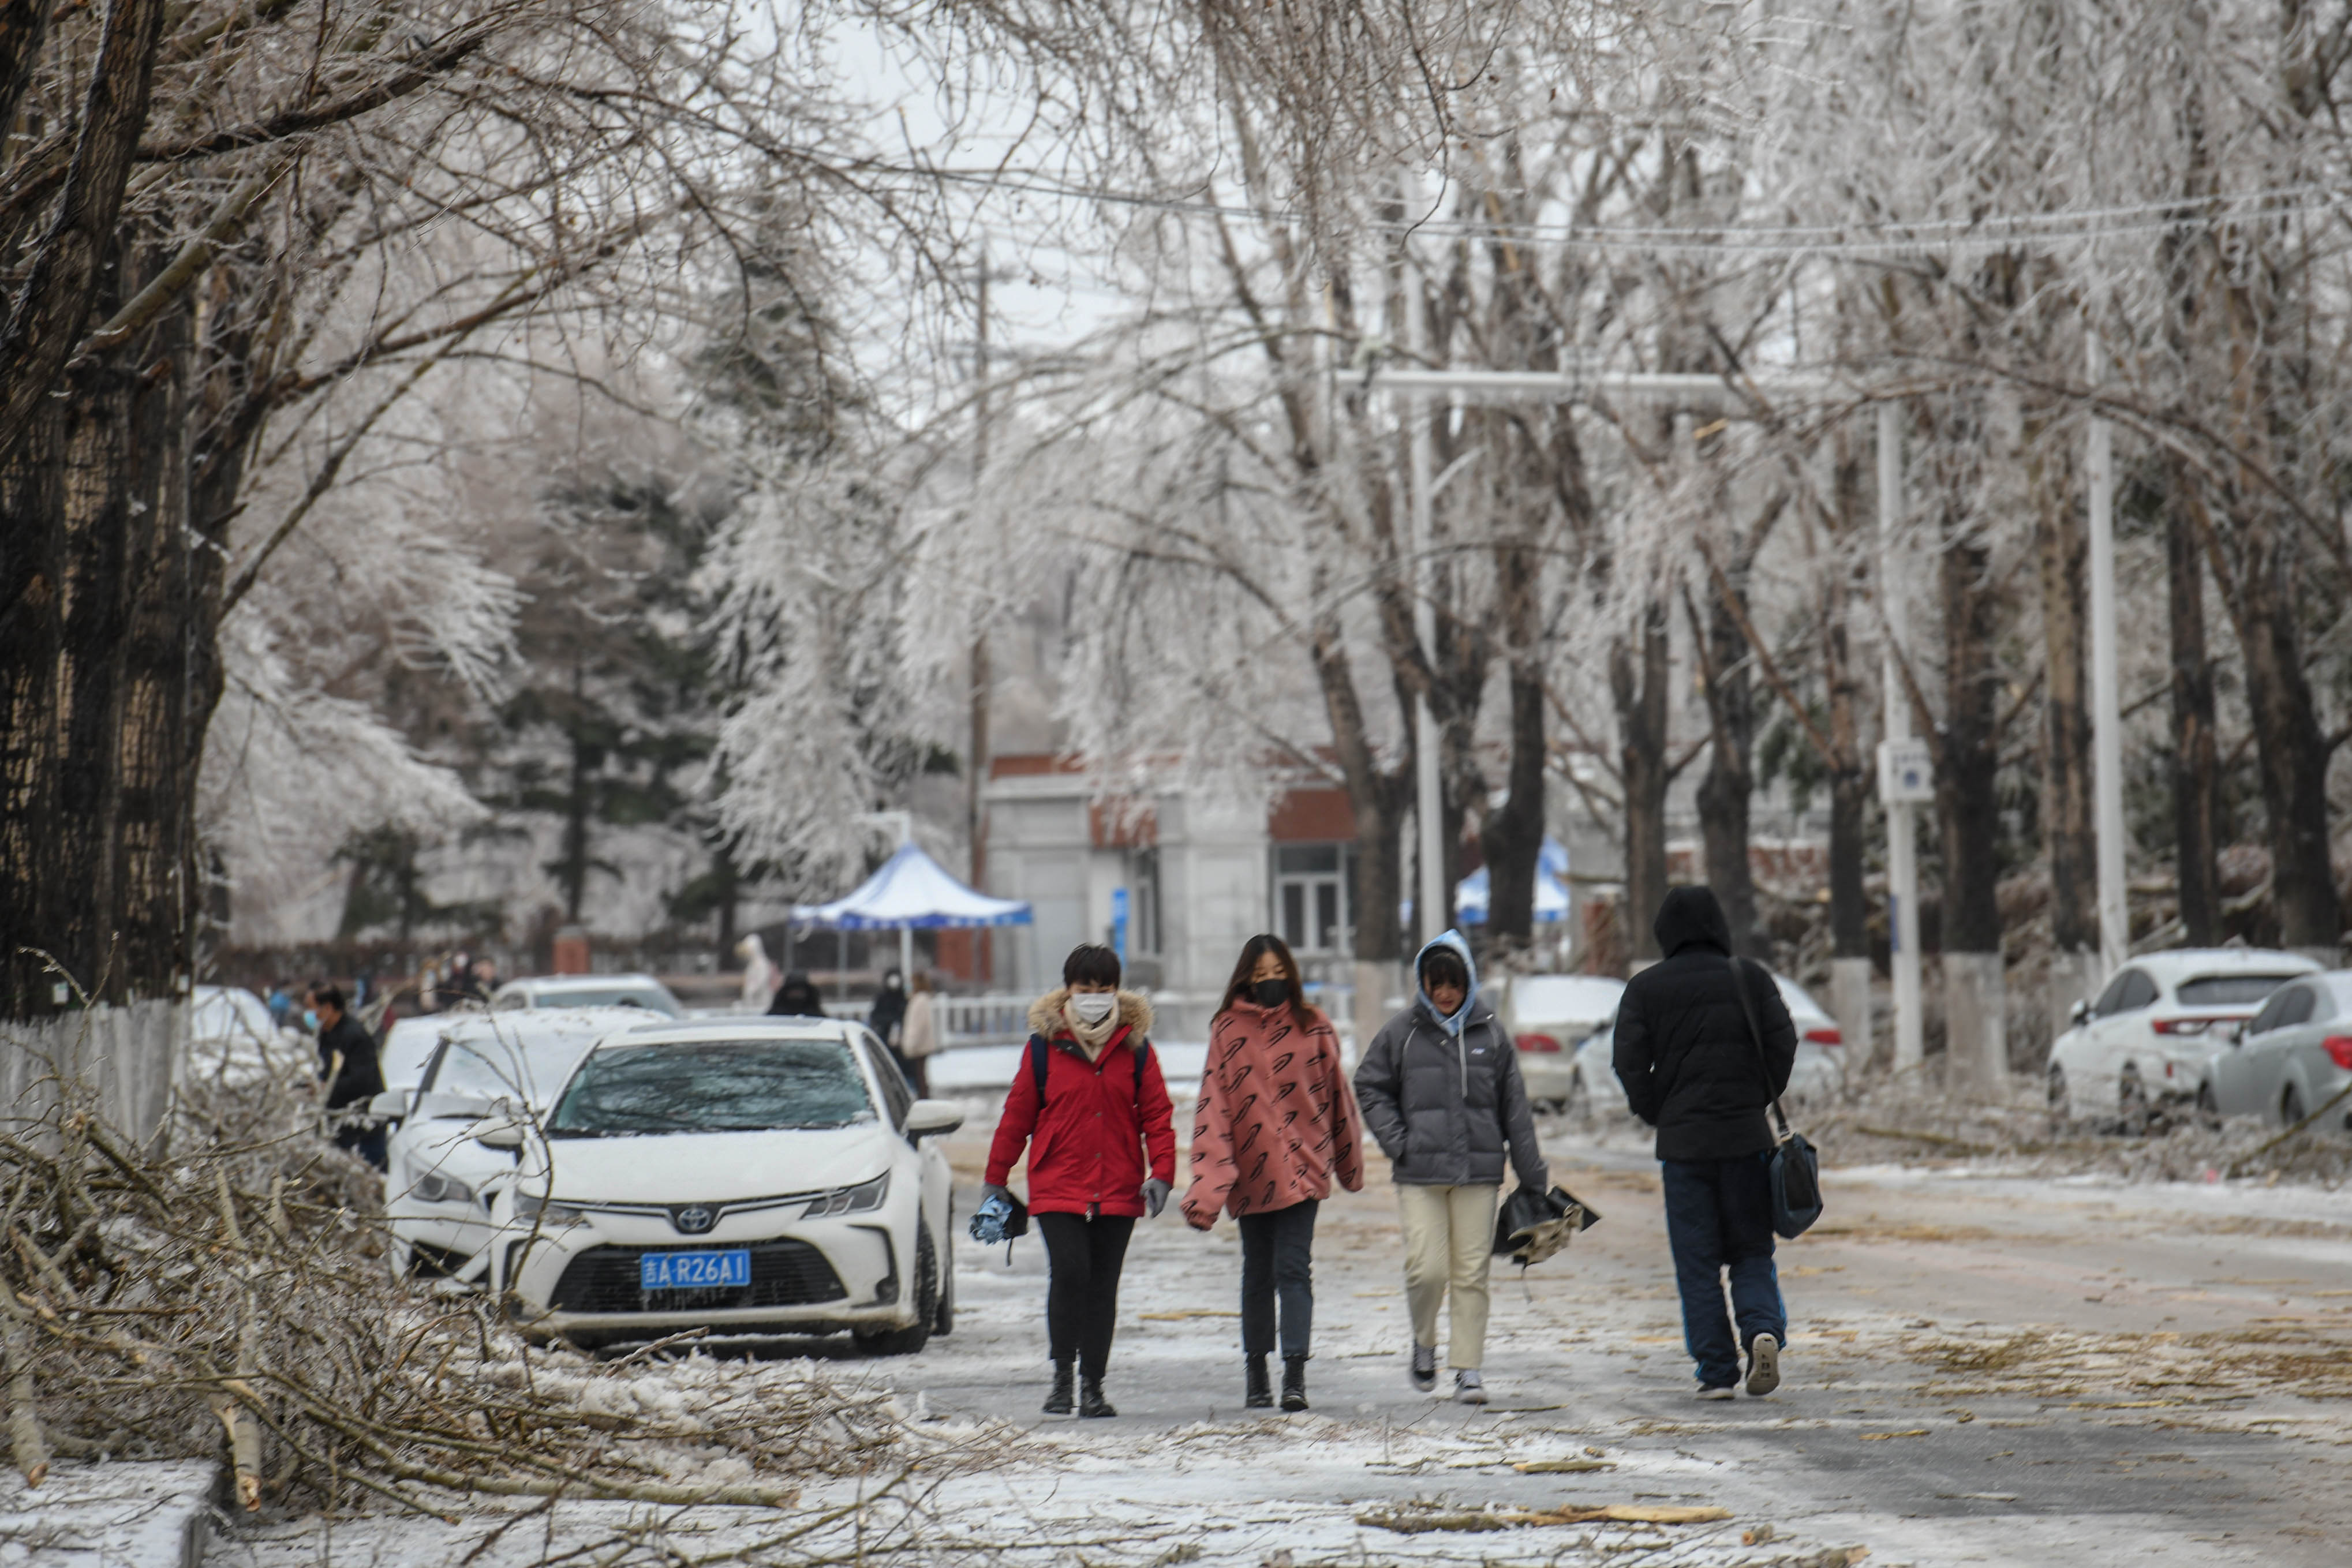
<box><xmin>1610</xmin><ymin>886</ymin><xmax>1798</xmax><ymax>1162</ymax></box>
<box><xmin>768</xmin><ymin>972</ymin><xmax>827</xmax><ymax>1017</ymax></box>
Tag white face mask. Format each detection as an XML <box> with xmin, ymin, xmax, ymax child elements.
<box><xmin>1069</xmin><ymin>991</ymin><xmax>1117</xmax><ymax>1024</ymax></box>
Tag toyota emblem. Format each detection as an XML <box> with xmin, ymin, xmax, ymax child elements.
<box><xmin>671</xmin><ymin>1205</ymin><xmax>716</xmax><ymax>1234</ymax></box>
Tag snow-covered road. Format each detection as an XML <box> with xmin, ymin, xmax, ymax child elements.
<box><xmin>193</xmin><ymin>1111</ymin><xmax>2352</xmax><ymax>1567</ymax></box>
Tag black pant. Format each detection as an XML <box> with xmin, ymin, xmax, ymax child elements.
<box><xmin>1036</xmin><ymin>1212</ymin><xmax>1135</xmax><ymax>1378</ymax></box>
<box><xmin>1237</xmin><ymin>1197</ymin><xmax>1319</xmax><ymax>1359</ymax></box>
<box><xmin>1661</xmin><ymin>1154</ymin><xmax>1785</xmax><ymax>1389</ymax></box>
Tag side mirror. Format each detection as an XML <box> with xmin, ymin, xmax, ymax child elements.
<box><xmin>903</xmin><ymin>1099</ymin><xmax>965</xmax><ymax>1139</ymax></box>
<box><xmin>367</xmin><ymin>1089</ymin><xmax>408</xmax><ymax>1120</ymax></box>
<box><xmin>2069</xmin><ymin>999</ymin><xmax>2091</xmax><ymax>1028</ymax></box>
<box><xmin>2227</xmin><ymin>1020</ymin><xmax>2248</xmax><ymax>1046</ymax></box>
<box><xmin>474</xmin><ymin>1120</ymin><xmax>525</xmax><ymax>1150</ymax></box>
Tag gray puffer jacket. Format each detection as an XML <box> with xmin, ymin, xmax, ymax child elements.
<box><xmin>1354</xmin><ymin>931</ymin><xmax>1547</xmax><ymax>1190</ymax></box>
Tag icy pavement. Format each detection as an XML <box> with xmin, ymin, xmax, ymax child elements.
<box><xmin>1</xmin><ymin>1461</ymin><xmax>212</xmax><ymax>1567</ymax></box>
<box><xmin>197</xmin><ymin>1120</ymin><xmax>2352</xmax><ymax>1567</ymax></box>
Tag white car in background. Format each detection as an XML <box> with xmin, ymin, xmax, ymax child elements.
<box><xmin>491</xmin><ymin>974</ymin><xmax>682</xmax><ymax>1017</ymax></box>
<box><xmin>1562</xmin><ymin>970</ymin><xmax>1846</xmax><ymax>1125</ymax></box>
<box><xmin>376</xmin><ymin>1009</ymin><xmax>649</xmax><ymax>1280</ymax></box>
<box><xmin>1490</xmin><ymin>974</ymin><xmax>1627</xmax><ymax>1107</ymax></box>
<box><xmin>485</xmin><ymin>1017</ymin><xmax>961</xmax><ymax>1354</ymax></box>
<box><xmin>2207</xmin><ymin>970</ymin><xmax>2352</xmax><ymax>1131</ymax></box>
<box><xmin>379</xmin><ymin>1014</ymin><xmax>455</xmax><ymax>1098</ymax></box>
<box><xmin>2046</xmin><ymin>948</ymin><xmax>2319</xmax><ymax>1128</ymax></box>
<box><xmin>183</xmin><ymin>985</ymin><xmax>294</xmax><ymax>1086</ymax></box>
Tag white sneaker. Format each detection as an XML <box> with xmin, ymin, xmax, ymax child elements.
<box><xmin>1453</xmin><ymin>1369</ymin><xmax>1488</xmax><ymax>1405</ymax></box>
<box><xmin>1746</xmin><ymin>1334</ymin><xmax>1782</xmax><ymax>1397</ymax></box>
<box><xmin>1695</xmin><ymin>1384</ymin><xmax>1737</xmax><ymax>1401</ymax></box>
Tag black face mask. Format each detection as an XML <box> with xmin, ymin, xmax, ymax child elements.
<box><xmin>1250</xmin><ymin>978</ymin><xmax>1289</xmax><ymax>1008</ymax></box>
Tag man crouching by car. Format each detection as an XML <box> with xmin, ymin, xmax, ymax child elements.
<box><xmin>1612</xmin><ymin>886</ymin><xmax>1796</xmax><ymax>1400</ymax></box>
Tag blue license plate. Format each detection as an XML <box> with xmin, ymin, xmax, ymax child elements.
<box><xmin>640</xmin><ymin>1249</ymin><xmax>750</xmax><ymax>1290</ymax></box>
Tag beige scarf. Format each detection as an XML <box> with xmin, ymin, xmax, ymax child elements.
<box><xmin>1062</xmin><ymin>994</ymin><xmax>1121</xmax><ymax>1060</ymax></box>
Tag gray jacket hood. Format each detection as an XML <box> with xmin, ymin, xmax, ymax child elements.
<box><xmin>1414</xmin><ymin>928</ymin><xmax>1482</xmax><ymax>1037</ymax></box>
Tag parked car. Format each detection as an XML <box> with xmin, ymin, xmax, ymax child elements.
<box><xmin>380</xmin><ymin>1015</ymin><xmax>455</xmax><ymax>1098</ymax></box>
<box><xmin>184</xmin><ymin>985</ymin><xmax>292</xmax><ymax>1086</ymax></box>
<box><xmin>485</xmin><ymin>1017</ymin><xmax>962</xmax><ymax>1354</ymax></box>
<box><xmin>2046</xmin><ymin>948</ymin><xmax>2320</xmax><ymax>1128</ymax></box>
<box><xmin>376</xmin><ymin>1009</ymin><xmax>650</xmax><ymax>1280</ymax></box>
<box><xmin>1491</xmin><ymin>974</ymin><xmax>1627</xmax><ymax>1107</ymax></box>
<box><xmin>1562</xmin><ymin>970</ymin><xmax>1846</xmax><ymax>1126</ymax></box>
<box><xmin>491</xmin><ymin>974</ymin><xmax>682</xmax><ymax>1018</ymax></box>
<box><xmin>2203</xmin><ymin>970</ymin><xmax>2352</xmax><ymax>1132</ymax></box>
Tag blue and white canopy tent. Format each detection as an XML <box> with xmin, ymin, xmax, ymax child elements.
<box><xmin>791</xmin><ymin>841</ymin><xmax>1032</xmax><ymax>991</ymax></box>
<box><xmin>1453</xmin><ymin>837</ymin><xmax>1573</xmax><ymax>926</ymax></box>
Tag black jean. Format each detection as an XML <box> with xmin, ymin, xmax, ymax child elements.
<box><xmin>1660</xmin><ymin>1154</ymin><xmax>1786</xmax><ymax>1389</ymax></box>
<box><xmin>1237</xmin><ymin>1197</ymin><xmax>1319</xmax><ymax>1359</ymax></box>
<box><xmin>1035</xmin><ymin>1212</ymin><xmax>1135</xmax><ymax>1378</ymax></box>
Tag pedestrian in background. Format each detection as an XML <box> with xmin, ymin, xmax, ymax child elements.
<box><xmin>310</xmin><ymin>983</ymin><xmax>387</xmax><ymax>1170</ymax></box>
<box><xmin>898</xmin><ymin>972</ymin><xmax>940</xmax><ymax>1096</ymax></box>
<box><xmin>1353</xmin><ymin>929</ymin><xmax>1547</xmax><ymax>1405</ymax></box>
<box><xmin>767</xmin><ymin>971</ymin><xmax>826</xmax><ymax>1017</ymax></box>
<box><xmin>1611</xmin><ymin>885</ymin><xmax>1797</xmax><ymax>1400</ymax></box>
<box><xmin>870</xmin><ymin>966</ymin><xmax>912</xmax><ymax>1083</ymax></box>
<box><xmin>266</xmin><ymin>979</ymin><xmax>294</xmax><ymax>1030</ymax></box>
<box><xmin>1183</xmin><ymin>933</ymin><xmax>1363</xmax><ymax>1411</ymax></box>
<box><xmin>985</xmin><ymin>944</ymin><xmax>1175</xmax><ymax>1419</ymax></box>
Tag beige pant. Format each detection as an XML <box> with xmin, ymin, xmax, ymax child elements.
<box><xmin>1398</xmin><ymin>1182</ymin><xmax>1500</xmax><ymax>1369</ymax></box>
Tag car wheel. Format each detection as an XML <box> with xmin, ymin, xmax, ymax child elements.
<box><xmin>2047</xmin><ymin>1065</ymin><xmax>2073</xmax><ymax>1129</ymax></box>
<box><xmin>856</xmin><ymin>1226</ymin><xmax>937</xmax><ymax>1357</ymax></box>
<box><xmin>932</xmin><ymin>1228</ymin><xmax>955</xmax><ymax>1337</ymax></box>
<box><xmin>2282</xmin><ymin>1083</ymin><xmax>2309</xmax><ymax>1129</ymax></box>
<box><xmin>2117</xmin><ymin>1068</ymin><xmax>2149</xmax><ymax>1135</ymax></box>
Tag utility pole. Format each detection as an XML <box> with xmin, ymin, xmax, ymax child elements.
<box><xmin>2086</xmin><ymin>337</ymin><xmax>2127</xmax><ymax>979</ymax></box>
<box><xmin>1877</xmin><ymin>402</ymin><xmax>1927</xmax><ymax>1075</ymax></box>
<box><xmin>967</xmin><ymin>247</ymin><xmax>992</xmax><ymax>982</ymax></box>
<box><xmin>1401</xmin><ymin>229</ymin><xmax>1448</xmax><ymax>947</ymax></box>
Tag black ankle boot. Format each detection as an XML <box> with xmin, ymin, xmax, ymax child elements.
<box><xmin>1078</xmin><ymin>1376</ymin><xmax>1117</xmax><ymax>1418</ymax></box>
<box><xmin>1281</xmin><ymin>1356</ymin><xmax>1308</xmax><ymax>1412</ymax></box>
<box><xmin>1042</xmin><ymin>1361</ymin><xmax>1075</xmax><ymax>1415</ymax></box>
<box><xmin>1244</xmin><ymin>1354</ymin><xmax>1273</xmax><ymax>1408</ymax></box>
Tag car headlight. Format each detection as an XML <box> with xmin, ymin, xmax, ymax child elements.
<box><xmin>513</xmin><ymin>1192</ymin><xmax>587</xmax><ymax>1226</ymax></box>
<box><xmin>408</xmin><ymin>1166</ymin><xmax>476</xmax><ymax>1206</ymax></box>
<box><xmin>803</xmin><ymin>1173</ymin><xmax>889</xmax><ymax>1218</ymax></box>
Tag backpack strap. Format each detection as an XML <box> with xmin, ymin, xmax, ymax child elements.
<box><xmin>1029</xmin><ymin>1034</ymin><xmax>1050</xmax><ymax>1106</ymax></box>
<box><xmin>1131</xmin><ymin>1036</ymin><xmax>1151</xmax><ymax>1097</ymax></box>
<box><xmin>1728</xmin><ymin>956</ymin><xmax>1793</xmax><ymax>1142</ymax></box>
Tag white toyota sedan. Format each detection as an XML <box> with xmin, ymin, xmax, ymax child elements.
<box><xmin>2046</xmin><ymin>948</ymin><xmax>2319</xmax><ymax>1128</ymax></box>
<box><xmin>376</xmin><ymin>1009</ymin><xmax>649</xmax><ymax>1280</ymax></box>
<box><xmin>1562</xmin><ymin>970</ymin><xmax>1845</xmax><ymax>1125</ymax></box>
<box><xmin>485</xmin><ymin>1018</ymin><xmax>962</xmax><ymax>1354</ymax></box>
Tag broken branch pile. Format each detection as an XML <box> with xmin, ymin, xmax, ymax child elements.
<box><xmin>0</xmin><ymin>1059</ymin><xmax>974</xmax><ymax>1520</ymax></box>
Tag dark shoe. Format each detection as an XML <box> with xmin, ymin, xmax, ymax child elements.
<box><xmin>1281</xmin><ymin>1356</ymin><xmax>1308</xmax><ymax>1412</ymax></box>
<box><xmin>1078</xmin><ymin>1377</ymin><xmax>1117</xmax><ymax>1418</ymax></box>
<box><xmin>1245</xmin><ymin>1354</ymin><xmax>1274</xmax><ymax>1409</ymax></box>
<box><xmin>1042</xmin><ymin>1361</ymin><xmax>1075</xmax><ymax>1416</ymax></box>
<box><xmin>1409</xmin><ymin>1343</ymin><xmax>1437</xmax><ymax>1392</ymax></box>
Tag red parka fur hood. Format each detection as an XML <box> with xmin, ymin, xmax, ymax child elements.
<box><xmin>986</xmin><ymin>988</ymin><xmax>1174</xmax><ymax>1217</ymax></box>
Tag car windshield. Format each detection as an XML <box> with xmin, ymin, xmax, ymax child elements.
<box><xmin>2176</xmin><ymin>974</ymin><xmax>2299</xmax><ymax>1008</ymax></box>
<box><xmin>1773</xmin><ymin>975</ymin><xmax>1825</xmax><ymax>1018</ymax></box>
<box><xmin>514</xmin><ymin>986</ymin><xmax>679</xmax><ymax>1017</ymax></box>
<box><xmin>427</xmin><ymin>1034</ymin><xmax>597</xmax><ymax>1106</ymax></box>
<box><xmin>1510</xmin><ymin>977</ymin><xmax>1624</xmax><ymax>1023</ymax></box>
<box><xmin>548</xmin><ymin>1039</ymin><xmax>875</xmax><ymax>1136</ymax></box>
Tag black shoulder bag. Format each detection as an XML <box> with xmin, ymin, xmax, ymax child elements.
<box><xmin>1729</xmin><ymin>958</ymin><xmax>1823</xmax><ymax>1238</ymax></box>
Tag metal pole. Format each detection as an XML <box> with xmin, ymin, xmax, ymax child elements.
<box><xmin>1403</xmin><ymin>228</ymin><xmax>1447</xmax><ymax>944</ymax></box>
<box><xmin>2086</xmin><ymin>349</ymin><xmax>2127</xmax><ymax>979</ymax></box>
<box><xmin>1878</xmin><ymin>402</ymin><xmax>1924</xmax><ymax>1074</ymax></box>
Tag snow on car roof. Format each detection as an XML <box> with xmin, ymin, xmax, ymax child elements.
<box><xmin>1507</xmin><ymin>975</ymin><xmax>1626</xmax><ymax>1023</ymax></box>
<box><xmin>2132</xmin><ymin>948</ymin><xmax>2321</xmax><ymax>979</ymax></box>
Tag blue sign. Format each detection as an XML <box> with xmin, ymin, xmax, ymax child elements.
<box><xmin>1110</xmin><ymin>887</ymin><xmax>1129</xmax><ymax>961</ymax></box>
<box><xmin>641</xmin><ymin>1249</ymin><xmax>749</xmax><ymax>1290</ymax></box>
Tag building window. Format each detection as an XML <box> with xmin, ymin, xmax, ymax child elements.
<box><xmin>1130</xmin><ymin>848</ymin><xmax>1162</xmax><ymax>956</ymax></box>
<box><xmin>1274</xmin><ymin>843</ymin><xmax>1352</xmax><ymax>955</ymax></box>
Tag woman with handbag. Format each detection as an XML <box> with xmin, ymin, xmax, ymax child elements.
<box><xmin>1353</xmin><ymin>930</ymin><xmax>1548</xmax><ymax>1405</ymax></box>
<box><xmin>1182</xmin><ymin>933</ymin><xmax>1364</xmax><ymax>1411</ymax></box>
<box><xmin>1610</xmin><ymin>885</ymin><xmax>1798</xmax><ymax>1399</ymax></box>
<box><xmin>984</xmin><ymin>944</ymin><xmax>1176</xmax><ymax>1419</ymax></box>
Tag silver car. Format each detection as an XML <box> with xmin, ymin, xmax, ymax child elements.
<box><xmin>2205</xmin><ymin>971</ymin><xmax>2352</xmax><ymax>1132</ymax></box>
<box><xmin>1562</xmin><ymin>971</ymin><xmax>1846</xmax><ymax>1126</ymax></box>
<box><xmin>1491</xmin><ymin>974</ymin><xmax>1627</xmax><ymax>1107</ymax></box>
<box><xmin>2046</xmin><ymin>948</ymin><xmax>2318</xmax><ymax>1127</ymax></box>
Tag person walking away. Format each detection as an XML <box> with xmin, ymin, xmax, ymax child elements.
<box><xmin>767</xmin><ymin>971</ymin><xmax>827</xmax><ymax>1017</ymax></box>
<box><xmin>311</xmin><ymin>984</ymin><xmax>388</xmax><ymax>1170</ymax></box>
<box><xmin>985</xmin><ymin>944</ymin><xmax>1175</xmax><ymax>1418</ymax></box>
<box><xmin>898</xmin><ymin>972</ymin><xmax>940</xmax><ymax>1096</ymax></box>
<box><xmin>870</xmin><ymin>967</ymin><xmax>912</xmax><ymax>1084</ymax></box>
<box><xmin>1611</xmin><ymin>885</ymin><xmax>1797</xmax><ymax>1399</ymax></box>
<box><xmin>1183</xmin><ymin>933</ymin><xmax>1363</xmax><ymax>1411</ymax></box>
<box><xmin>1354</xmin><ymin>930</ymin><xmax>1547</xmax><ymax>1405</ymax></box>
<box><xmin>736</xmin><ymin>934</ymin><xmax>780</xmax><ymax>1012</ymax></box>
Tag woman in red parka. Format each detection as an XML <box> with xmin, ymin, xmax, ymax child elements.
<box><xmin>1182</xmin><ymin>933</ymin><xmax>1363</xmax><ymax>1411</ymax></box>
<box><xmin>985</xmin><ymin>943</ymin><xmax>1175</xmax><ymax>1419</ymax></box>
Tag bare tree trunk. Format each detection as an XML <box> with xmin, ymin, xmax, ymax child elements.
<box><xmin>1691</xmin><ymin>578</ymin><xmax>1759</xmax><ymax>959</ymax></box>
<box><xmin>2036</xmin><ymin>448</ymin><xmax>2099</xmax><ymax>1028</ymax></box>
<box><xmin>2165</xmin><ymin>460</ymin><xmax>2220</xmax><ymax>946</ymax></box>
<box><xmin>1929</xmin><ymin>497</ymin><xmax>2008</xmax><ymax>1095</ymax></box>
<box><xmin>1479</xmin><ymin>518</ymin><xmax>1546</xmax><ymax>957</ymax></box>
<box><xmin>1613</xmin><ymin>602</ymin><xmax>1672</xmax><ymax>964</ymax></box>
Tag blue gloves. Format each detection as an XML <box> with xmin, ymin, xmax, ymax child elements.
<box><xmin>1140</xmin><ymin>1177</ymin><xmax>1171</xmax><ymax>1218</ymax></box>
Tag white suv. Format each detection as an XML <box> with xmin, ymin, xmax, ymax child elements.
<box><xmin>2046</xmin><ymin>948</ymin><xmax>2320</xmax><ymax>1127</ymax></box>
